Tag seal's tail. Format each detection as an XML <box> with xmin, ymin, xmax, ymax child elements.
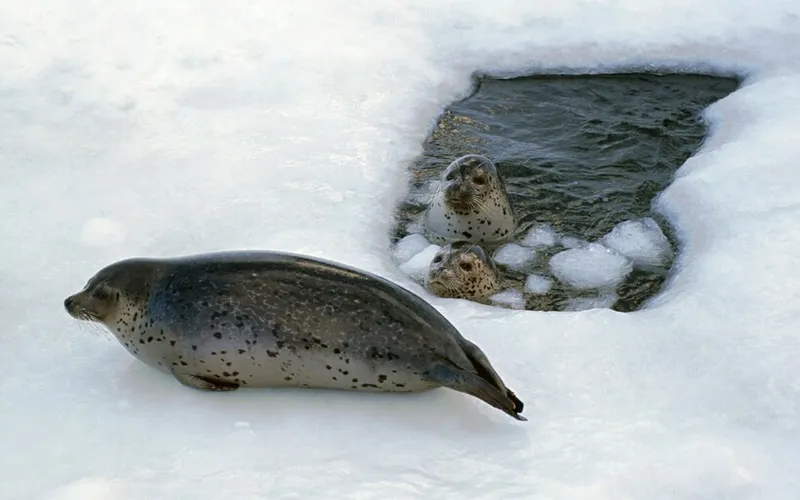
<box><xmin>428</xmin><ymin>363</ymin><xmax>526</xmax><ymax>421</ymax></box>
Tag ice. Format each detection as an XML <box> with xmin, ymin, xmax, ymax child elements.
<box><xmin>3</xmin><ymin>0</ymin><xmax>800</xmax><ymax>498</ymax></box>
<box><xmin>391</xmin><ymin>233</ymin><xmax>431</xmax><ymax>264</ymax></box>
<box><xmin>493</xmin><ymin>243</ymin><xmax>537</xmax><ymax>270</ymax></box>
<box><xmin>601</xmin><ymin>217</ymin><xmax>674</xmax><ymax>267</ymax></box>
<box><xmin>521</xmin><ymin>223</ymin><xmax>558</xmax><ymax>248</ymax></box>
<box><xmin>398</xmin><ymin>244</ymin><xmax>441</xmax><ymax>281</ymax></box>
<box><xmin>560</xmin><ymin>235</ymin><xmax>588</xmax><ymax>249</ymax></box>
<box><xmin>489</xmin><ymin>289</ymin><xmax>526</xmax><ymax>310</ymax></box>
<box><xmin>563</xmin><ymin>291</ymin><xmax>619</xmax><ymax>311</ymax></box>
<box><xmin>524</xmin><ymin>274</ymin><xmax>553</xmax><ymax>295</ymax></box>
<box><xmin>550</xmin><ymin>243</ymin><xmax>633</xmax><ymax>289</ymax></box>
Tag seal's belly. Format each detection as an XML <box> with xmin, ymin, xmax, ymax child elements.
<box><xmin>173</xmin><ymin>331</ymin><xmax>438</xmax><ymax>393</ymax></box>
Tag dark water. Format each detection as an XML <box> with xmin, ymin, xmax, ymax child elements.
<box><xmin>393</xmin><ymin>73</ymin><xmax>740</xmax><ymax>312</ymax></box>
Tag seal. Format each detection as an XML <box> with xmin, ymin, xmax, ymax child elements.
<box><xmin>425</xmin><ymin>242</ymin><xmax>501</xmax><ymax>300</ymax></box>
<box><xmin>423</xmin><ymin>154</ymin><xmax>516</xmax><ymax>246</ymax></box>
<box><xmin>64</xmin><ymin>250</ymin><xmax>526</xmax><ymax>421</ymax></box>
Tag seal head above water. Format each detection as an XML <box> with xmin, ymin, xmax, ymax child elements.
<box><xmin>425</xmin><ymin>242</ymin><xmax>501</xmax><ymax>300</ymax></box>
<box><xmin>424</xmin><ymin>154</ymin><xmax>516</xmax><ymax>246</ymax></box>
<box><xmin>64</xmin><ymin>250</ymin><xmax>525</xmax><ymax>421</ymax></box>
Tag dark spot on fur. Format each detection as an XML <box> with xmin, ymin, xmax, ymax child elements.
<box><xmin>170</xmin><ymin>340</ymin><xmax>176</xmax><ymax>346</ymax></box>
<box><xmin>378</xmin><ymin>375</ymin><xmax>387</xmax><ymax>383</ymax></box>
<box><xmin>284</xmin><ymin>376</ymin><xmax>292</xmax><ymax>381</ymax></box>
<box><xmin>361</xmin><ymin>383</ymin><xmax>379</xmax><ymax>388</ymax></box>
<box><xmin>147</xmin><ymin>336</ymin><xmax>153</xmax><ymax>343</ymax></box>
<box><xmin>192</xmin><ymin>345</ymin><xmax>198</xmax><ymax>351</ymax></box>
<box><xmin>326</xmin><ymin>365</ymin><xmax>332</xmax><ymax>370</ymax></box>
<box><xmin>238</xmin><ymin>349</ymin><xmax>246</xmax><ymax>354</ymax></box>
<box><xmin>267</xmin><ymin>350</ymin><xmax>278</xmax><ymax>358</ymax></box>
<box><xmin>333</xmin><ymin>348</ymin><xmax>341</xmax><ymax>354</ymax></box>
<box><xmin>213</xmin><ymin>332</ymin><xmax>222</xmax><ymax>339</ymax></box>
<box><xmin>352</xmin><ymin>378</ymin><xmax>359</xmax><ymax>383</ymax></box>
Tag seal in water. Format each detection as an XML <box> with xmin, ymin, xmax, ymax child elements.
<box><xmin>425</xmin><ymin>242</ymin><xmax>501</xmax><ymax>300</ymax></box>
<box><xmin>64</xmin><ymin>250</ymin><xmax>525</xmax><ymax>421</ymax></box>
<box><xmin>423</xmin><ymin>154</ymin><xmax>516</xmax><ymax>246</ymax></box>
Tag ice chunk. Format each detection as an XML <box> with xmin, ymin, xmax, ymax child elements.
<box><xmin>521</xmin><ymin>223</ymin><xmax>558</xmax><ymax>248</ymax></box>
<box><xmin>524</xmin><ymin>274</ymin><xmax>553</xmax><ymax>294</ymax></box>
<box><xmin>560</xmin><ymin>235</ymin><xmax>588</xmax><ymax>249</ymax></box>
<box><xmin>398</xmin><ymin>244</ymin><xmax>441</xmax><ymax>281</ymax></box>
<box><xmin>392</xmin><ymin>233</ymin><xmax>430</xmax><ymax>264</ymax></box>
<box><xmin>493</xmin><ymin>243</ymin><xmax>536</xmax><ymax>271</ymax></box>
<box><xmin>601</xmin><ymin>217</ymin><xmax>674</xmax><ymax>267</ymax></box>
<box><xmin>80</xmin><ymin>217</ymin><xmax>126</xmax><ymax>247</ymax></box>
<box><xmin>563</xmin><ymin>291</ymin><xmax>619</xmax><ymax>311</ymax></box>
<box><xmin>489</xmin><ymin>288</ymin><xmax>525</xmax><ymax>310</ymax></box>
<box><xmin>549</xmin><ymin>243</ymin><xmax>633</xmax><ymax>289</ymax></box>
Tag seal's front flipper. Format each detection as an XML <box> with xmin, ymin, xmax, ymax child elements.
<box><xmin>173</xmin><ymin>372</ymin><xmax>240</xmax><ymax>392</ymax></box>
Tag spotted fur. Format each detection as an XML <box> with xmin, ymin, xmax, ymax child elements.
<box><xmin>424</xmin><ymin>154</ymin><xmax>516</xmax><ymax>246</ymax></box>
<box><xmin>425</xmin><ymin>242</ymin><xmax>501</xmax><ymax>300</ymax></box>
<box><xmin>63</xmin><ymin>250</ymin><xmax>526</xmax><ymax>420</ymax></box>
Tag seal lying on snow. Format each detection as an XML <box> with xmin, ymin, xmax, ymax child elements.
<box><xmin>64</xmin><ymin>250</ymin><xmax>525</xmax><ymax>421</ymax></box>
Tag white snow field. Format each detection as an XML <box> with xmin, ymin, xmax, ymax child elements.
<box><xmin>2</xmin><ymin>0</ymin><xmax>800</xmax><ymax>498</ymax></box>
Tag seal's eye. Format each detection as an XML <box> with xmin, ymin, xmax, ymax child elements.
<box><xmin>459</xmin><ymin>262</ymin><xmax>473</xmax><ymax>272</ymax></box>
<box><xmin>432</xmin><ymin>255</ymin><xmax>443</xmax><ymax>263</ymax></box>
<box><xmin>445</xmin><ymin>171</ymin><xmax>457</xmax><ymax>181</ymax></box>
<box><xmin>92</xmin><ymin>286</ymin><xmax>111</xmax><ymax>301</ymax></box>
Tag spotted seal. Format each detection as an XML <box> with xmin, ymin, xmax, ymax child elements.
<box><xmin>425</xmin><ymin>242</ymin><xmax>502</xmax><ymax>300</ymax></box>
<box><xmin>423</xmin><ymin>154</ymin><xmax>516</xmax><ymax>246</ymax></box>
<box><xmin>63</xmin><ymin>250</ymin><xmax>525</xmax><ymax>420</ymax></box>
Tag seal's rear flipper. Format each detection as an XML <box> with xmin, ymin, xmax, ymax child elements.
<box><xmin>173</xmin><ymin>371</ymin><xmax>240</xmax><ymax>392</ymax></box>
<box><xmin>427</xmin><ymin>365</ymin><xmax>527</xmax><ymax>421</ymax></box>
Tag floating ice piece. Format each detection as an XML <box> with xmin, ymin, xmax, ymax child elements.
<box><xmin>549</xmin><ymin>243</ymin><xmax>633</xmax><ymax>289</ymax></box>
<box><xmin>489</xmin><ymin>288</ymin><xmax>525</xmax><ymax>310</ymax></box>
<box><xmin>493</xmin><ymin>243</ymin><xmax>536</xmax><ymax>271</ymax></box>
<box><xmin>392</xmin><ymin>233</ymin><xmax>430</xmax><ymax>264</ymax></box>
<box><xmin>563</xmin><ymin>291</ymin><xmax>619</xmax><ymax>311</ymax></box>
<box><xmin>524</xmin><ymin>274</ymin><xmax>553</xmax><ymax>294</ymax></box>
<box><xmin>398</xmin><ymin>244</ymin><xmax>441</xmax><ymax>282</ymax></box>
<box><xmin>521</xmin><ymin>223</ymin><xmax>558</xmax><ymax>248</ymax></box>
<box><xmin>80</xmin><ymin>217</ymin><xmax>126</xmax><ymax>247</ymax></box>
<box><xmin>560</xmin><ymin>235</ymin><xmax>588</xmax><ymax>249</ymax></box>
<box><xmin>601</xmin><ymin>217</ymin><xmax>674</xmax><ymax>267</ymax></box>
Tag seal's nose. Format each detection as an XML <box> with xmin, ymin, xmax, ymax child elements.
<box><xmin>63</xmin><ymin>296</ymin><xmax>74</xmax><ymax>311</ymax></box>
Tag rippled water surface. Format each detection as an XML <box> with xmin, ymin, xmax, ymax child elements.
<box><xmin>394</xmin><ymin>73</ymin><xmax>740</xmax><ymax>312</ymax></box>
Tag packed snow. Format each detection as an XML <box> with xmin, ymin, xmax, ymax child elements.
<box><xmin>392</xmin><ymin>233</ymin><xmax>431</xmax><ymax>265</ymax></box>
<box><xmin>2</xmin><ymin>0</ymin><xmax>800</xmax><ymax>499</ymax></box>
<box><xmin>562</xmin><ymin>291</ymin><xmax>619</xmax><ymax>312</ymax></box>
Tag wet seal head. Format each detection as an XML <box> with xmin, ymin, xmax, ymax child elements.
<box><xmin>63</xmin><ymin>250</ymin><xmax>526</xmax><ymax>421</ymax></box>
<box><xmin>424</xmin><ymin>154</ymin><xmax>516</xmax><ymax>246</ymax></box>
<box><xmin>425</xmin><ymin>242</ymin><xmax>501</xmax><ymax>300</ymax></box>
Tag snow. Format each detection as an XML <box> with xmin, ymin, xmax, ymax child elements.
<box><xmin>524</xmin><ymin>274</ymin><xmax>553</xmax><ymax>295</ymax></box>
<box><xmin>489</xmin><ymin>289</ymin><xmax>526</xmax><ymax>310</ymax></box>
<box><xmin>550</xmin><ymin>243</ymin><xmax>634</xmax><ymax>290</ymax></box>
<box><xmin>492</xmin><ymin>242</ymin><xmax>537</xmax><ymax>271</ymax></box>
<box><xmin>601</xmin><ymin>217</ymin><xmax>674</xmax><ymax>268</ymax></box>
<box><xmin>2</xmin><ymin>0</ymin><xmax>800</xmax><ymax>498</ymax></box>
<box><xmin>398</xmin><ymin>244</ymin><xmax>441</xmax><ymax>282</ymax></box>
<box><xmin>392</xmin><ymin>234</ymin><xmax>431</xmax><ymax>265</ymax></box>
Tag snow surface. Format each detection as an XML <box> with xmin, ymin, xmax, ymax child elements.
<box><xmin>392</xmin><ymin>233</ymin><xmax>431</xmax><ymax>265</ymax></box>
<box><xmin>550</xmin><ymin>243</ymin><xmax>634</xmax><ymax>290</ymax></box>
<box><xmin>2</xmin><ymin>0</ymin><xmax>800</xmax><ymax>499</ymax></box>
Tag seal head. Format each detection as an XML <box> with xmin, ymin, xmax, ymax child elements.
<box><xmin>424</xmin><ymin>154</ymin><xmax>516</xmax><ymax>246</ymax></box>
<box><xmin>425</xmin><ymin>242</ymin><xmax>501</xmax><ymax>300</ymax></box>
